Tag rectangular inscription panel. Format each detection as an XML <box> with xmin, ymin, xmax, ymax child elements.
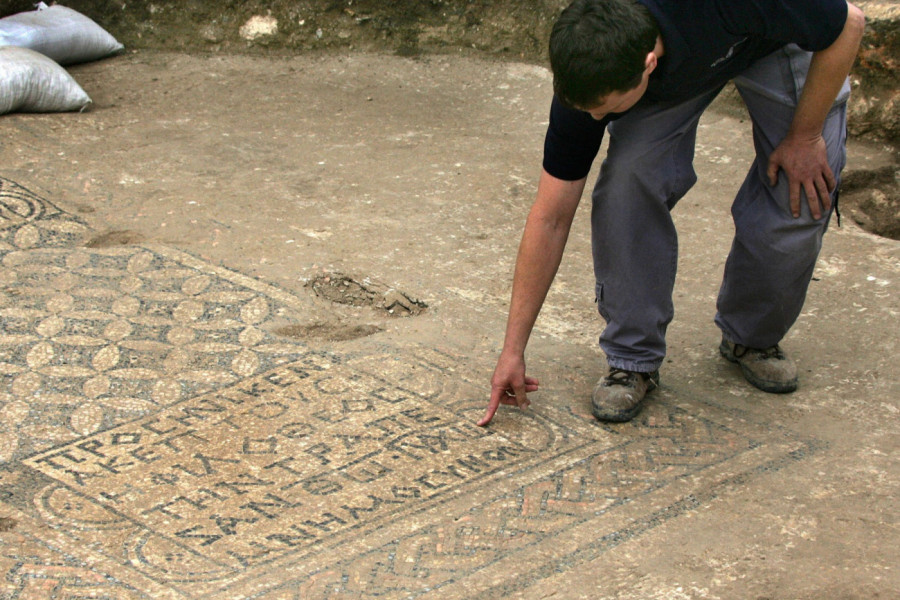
<box><xmin>26</xmin><ymin>350</ymin><xmax>531</xmax><ymax>568</ymax></box>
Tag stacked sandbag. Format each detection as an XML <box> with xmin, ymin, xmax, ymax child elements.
<box><xmin>0</xmin><ymin>2</ymin><xmax>123</xmax><ymax>65</ymax></box>
<box><xmin>0</xmin><ymin>46</ymin><xmax>91</xmax><ymax>113</ymax></box>
<box><xmin>0</xmin><ymin>2</ymin><xmax>124</xmax><ymax>115</ymax></box>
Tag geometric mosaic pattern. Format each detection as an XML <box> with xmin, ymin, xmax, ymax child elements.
<box><xmin>0</xmin><ymin>178</ymin><xmax>819</xmax><ymax>598</ymax></box>
<box><xmin>1</xmin><ymin>245</ymin><xmax>313</xmax><ymax>462</ymax></box>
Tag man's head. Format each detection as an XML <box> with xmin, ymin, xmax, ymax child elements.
<box><xmin>550</xmin><ymin>0</ymin><xmax>660</xmax><ymax>115</ymax></box>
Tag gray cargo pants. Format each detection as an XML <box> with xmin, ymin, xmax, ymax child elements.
<box><xmin>592</xmin><ymin>45</ymin><xmax>850</xmax><ymax>373</ymax></box>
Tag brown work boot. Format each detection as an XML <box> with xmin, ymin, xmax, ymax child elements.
<box><xmin>719</xmin><ymin>337</ymin><xmax>798</xmax><ymax>393</ymax></box>
<box><xmin>591</xmin><ymin>368</ymin><xmax>659</xmax><ymax>422</ymax></box>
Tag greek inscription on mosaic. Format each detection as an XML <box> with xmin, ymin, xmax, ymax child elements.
<box><xmin>26</xmin><ymin>351</ymin><xmax>527</xmax><ymax>568</ymax></box>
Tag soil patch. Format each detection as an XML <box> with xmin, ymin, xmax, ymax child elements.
<box><xmin>84</xmin><ymin>229</ymin><xmax>145</xmax><ymax>248</ymax></box>
<box><xmin>307</xmin><ymin>273</ymin><xmax>427</xmax><ymax>316</ymax></box>
<box><xmin>841</xmin><ymin>166</ymin><xmax>900</xmax><ymax>240</ymax></box>
<box><xmin>274</xmin><ymin>322</ymin><xmax>383</xmax><ymax>342</ymax></box>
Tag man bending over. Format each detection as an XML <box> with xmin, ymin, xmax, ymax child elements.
<box><xmin>479</xmin><ymin>0</ymin><xmax>864</xmax><ymax>425</ymax></box>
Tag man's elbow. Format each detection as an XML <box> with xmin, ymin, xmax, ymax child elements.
<box><xmin>846</xmin><ymin>3</ymin><xmax>866</xmax><ymax>45</ymax></box>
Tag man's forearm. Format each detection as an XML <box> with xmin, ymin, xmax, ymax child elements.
<box><xmin>501</xmin><ymin>170</ymin><xmax>585</xmax><ymax>357</ymax></box>
<box><xmin>502</xmin><ymin>223</ymin><xmax>568</xmax><ymax>356</ymax></box>
<box><xmin>790</xmin><ymin>2</ymin><xmax>864</xmax><ymax>138</ymax></box>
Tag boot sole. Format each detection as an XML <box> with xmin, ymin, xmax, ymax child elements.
<box><xmin>719</xmin><ymin>340</ymin><xmax>798</xmax><ymax>394</ymax></box>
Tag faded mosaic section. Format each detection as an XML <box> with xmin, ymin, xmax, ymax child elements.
<box><xmin>0</xmin><ymin>177</ymin><xmax>91</xmax><ymax>254</ymax></box>
<box><xmin>0</xmin><ymin>536</ymin><xmax>146</xmax><ymax>599</ymax></box>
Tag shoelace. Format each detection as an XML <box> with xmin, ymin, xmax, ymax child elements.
<box><xmin>605</xmin><ymin>368</ymin><xmax>637</xmax><ymax>386</ymax></box>
<box><xmin>734</xmin><ymin>344</ymin><xmax>785</xmax><ymax>360</ymax></box>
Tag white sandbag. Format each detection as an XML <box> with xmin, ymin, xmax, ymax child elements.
<box><xmin>0</xmin><ymin>2</ymin><xmax>124</xmax><ymax>65</ymax></box>
<box><xmin>0</xmin><ymin>46</ymin><xmax>91</xmax><ymax>114</ymax></box>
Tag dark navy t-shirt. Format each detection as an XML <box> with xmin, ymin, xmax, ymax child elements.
<box><xmin>543</xmin><ymin>0</ymin><xmax>849</xmax><ymax>181</ymax></box>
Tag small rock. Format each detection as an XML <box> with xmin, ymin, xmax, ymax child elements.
<box><xmin>240</xmin><ymin>15</ymin><xmax>278</xmax><ymax>41</ymax></box>
<box><xmin>382</xmin><ymin>290</ymin><xmax>411</xmax><ymax>312</ymax></box>
<box><xmin>200</xmin><ymin>24</ymin><xmax>225</xmax><ymax>43</ymax></box>
<box><xmin>870</xmin><ymin>189</ymin><xmax>888</xmax><ymax>207</ymax></box>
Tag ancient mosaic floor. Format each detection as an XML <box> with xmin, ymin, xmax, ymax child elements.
<box><xmin>1</xmin><ymin>177</ymin><xmax>821</xmax><ymax>598</ymax></box>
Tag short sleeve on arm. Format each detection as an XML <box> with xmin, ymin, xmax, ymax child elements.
<box><xmin>717</xmin><ymin>0</ymin><xmax>848</xmax><ymax>51</ymax></box>
<box><xmin>542</xmin><ymin>96</ymin><xmax>607</xmax><ymax>181</ymax></box>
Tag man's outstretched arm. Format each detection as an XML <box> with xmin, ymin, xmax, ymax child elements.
<box><xmin>478</xmin><ymin>168</ymin><xmax>586</xmax><ymax>426</ymax></box>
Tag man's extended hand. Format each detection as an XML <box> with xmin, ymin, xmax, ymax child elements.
<box><xmin>477</xmin><ymin>351</ymin><xmax>539</xmax><ymax>427</ymax></box>
<box><xmin>767</xmin><ymin>131</ymin><xmax>835</xmax><ymax>220</ymax></box>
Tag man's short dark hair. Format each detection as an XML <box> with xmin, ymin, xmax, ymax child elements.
<box><xmin>550</xmin><ymin>0</ymin><xmax>659</xmax><ymax>109</ymax></box>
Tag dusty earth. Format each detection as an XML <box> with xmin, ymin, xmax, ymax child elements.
<box><xmin>2</xmin><ymin>0</ymin><xmax>898</xmax><ymax>238</ymax></box>
<box><xmin>0</xmin><ymin>49</ymin><xmax>898</xmax><ymax>599</ymax></box>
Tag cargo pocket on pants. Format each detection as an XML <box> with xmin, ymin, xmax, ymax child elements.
<box><xmin>595</xmin><ymin>282</ymin><xmax>611</xmax><ymax>323</ymax></box>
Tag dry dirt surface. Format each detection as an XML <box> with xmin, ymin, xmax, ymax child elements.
<box><xmin>0</xmin><ymin>50</ymin><xmax>898</xmax><ymax>600</ymax></box>
<box><xmin>2</xmin><ymin>0</ymin><xmax>898</xmax><ymax>237</ymax></box>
